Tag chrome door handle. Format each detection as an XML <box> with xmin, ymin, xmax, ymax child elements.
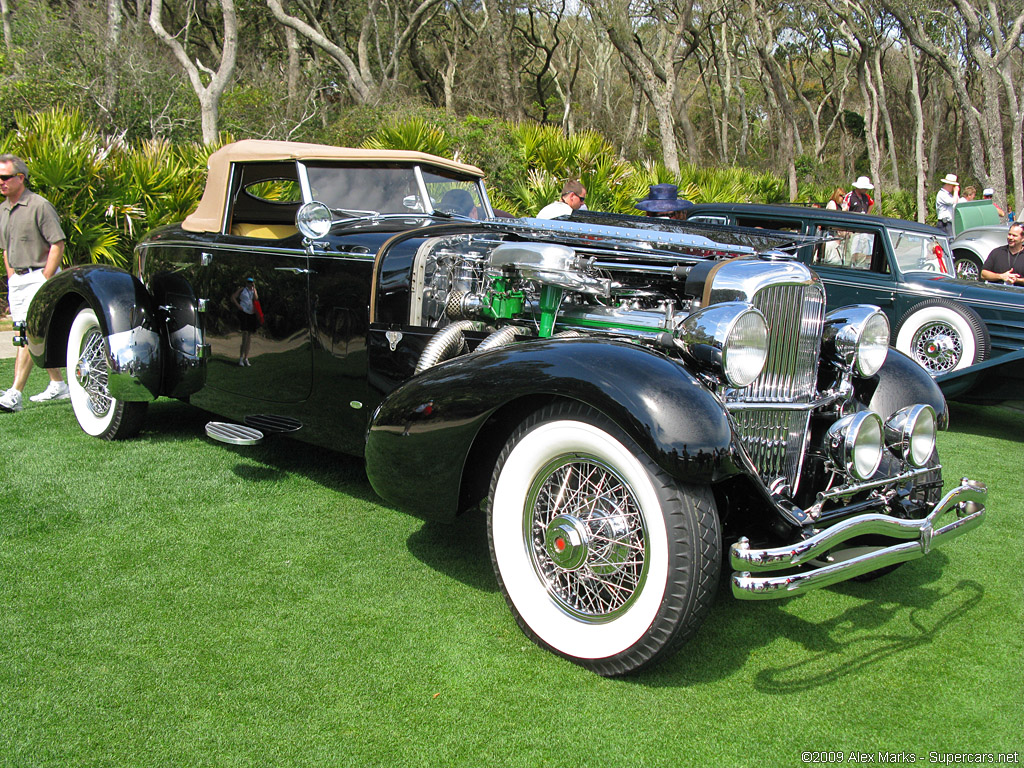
<box><xmin>274</xmin><ymin>267</ymin><xmax>313</xmax><ymax>274</ymax></box>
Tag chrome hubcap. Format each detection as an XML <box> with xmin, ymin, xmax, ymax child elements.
<box><xmin>526</xmin><ymin>456</ymin><xmax>647</xmax><ymax>622</ymax></box>
<box><xmin>545</xmin><ymin>515</ymin><xmax>590</xmax><ymax>571</ymax></box>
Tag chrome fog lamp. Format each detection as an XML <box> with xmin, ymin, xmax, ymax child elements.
<box><xmin>296</xmin><ymin>201</ymin><xmax>333</xmax><ymax>239</ymax></box>
<box><xmin>823</xmin><ymin>305</ymin><xmax>890</xmax><ymax>377</ymax></box>
<box><xmin>826</xmin><ymin>411</ymin><xmax>884</xmax><ymax>480</ymax></box>
<box><xmin>676</xmin><ymin>302</ymin><xmax>769</xmax><ymax>388</ymax></box>
<box><xmin>885</xmin><ymin>404</ymin><xmax>937</xmax><ymax>467</ymax></box>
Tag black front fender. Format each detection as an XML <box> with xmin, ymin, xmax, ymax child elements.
<box><xmin>27</xmin><ymin>265</ymin><xmax>162</xmax><ymax>401</ymax></box>
<box><xmin>867</xmin><ymin>347</ymin><xmax>949</xmax><ymax>428</ymax></box>
<box><xmin>365</xmin><ymin>337</ymin><xmax>741</xmax><ymax>521</ymax></box>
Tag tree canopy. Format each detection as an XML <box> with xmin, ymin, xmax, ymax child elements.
<box><xmin>1</xmin><ymin>0</ymin><xmax>1022</xmax><ymax>218</ymax></box>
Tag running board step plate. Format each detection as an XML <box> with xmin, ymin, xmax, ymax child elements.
<box><xmin>243</xmin><ymin>414</ymin><xmax>302</xmax><ymax>434</ymax></box>
<box><xmin>206</xmin><ymin>421</ymin><xmax>263</xmax><ymax>445</ymax></box>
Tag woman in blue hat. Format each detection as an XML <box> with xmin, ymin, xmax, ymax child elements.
<box><xmin>635</xmin><ymin>184</ymin><xmax>694</xmax><ymax>220</ymax></box>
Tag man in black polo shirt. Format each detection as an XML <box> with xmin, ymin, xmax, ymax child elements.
<box><xmin>980</xmin><ymin>223</ymin><xmax>1024</xmax><ymax>286</ymax></box>
<box><xmin>0</xmin><ymin>153</ymin><xmax>68</xmax><ymax>413</ymax></box>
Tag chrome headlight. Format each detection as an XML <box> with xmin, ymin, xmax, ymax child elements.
<box><xmin>296</xmin><ymin>201</ymin><xmax>333</xmax><ymax>239</ymax></box>
<box><xmin>826</xmin><ymin>411</ymin><xmax>884</xmax><ymax>480</ymax></box>
<box><xmin>675</xmin><ymin>302</ymin><xmax>769</xmax><ymax>387</ymax></box>
<box><xmin>823</xmin><ymin>305</ymin><xmax>890</xmax><ymax>377</ymax></box>
<box><xmin>885</xmin><ymin>404</ymin><xmax>937</xmax><ymax>467</ymax></box>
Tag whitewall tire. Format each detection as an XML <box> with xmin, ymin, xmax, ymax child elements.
<box><xmin>487</xmin><ymin>402</ymin><xmax>720</xmax><ymax>676</ymax></box>
<box><xmin>894</xmin><ymin>299</ymin><xmax>989</xmax><ymax>374</ymax></box>
<box><xmin>66</xmin><ymin>307</ymin><xmax>147</xmax><ymax>440</ymax></box>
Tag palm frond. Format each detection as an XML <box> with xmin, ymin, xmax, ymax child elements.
<box><xmin>362</xmin><ymin>117</ymin><xmax>453</xmax><ymax>157</ymax></box>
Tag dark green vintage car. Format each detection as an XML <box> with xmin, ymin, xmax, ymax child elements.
<box><xmin>687</xmin><ymin>204</ymin><xmax>1024</xmax><ymax>403</ymax></box>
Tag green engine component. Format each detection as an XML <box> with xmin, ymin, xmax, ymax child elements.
<box><xmin>482</xmin><ymin>276</ymin><xmax>525</xmax><ymax>321</ymax></box>
<box><xmin>538</xmin><ymin>284</ymin><xmax>564</xmax><ymax>338</ymax></box>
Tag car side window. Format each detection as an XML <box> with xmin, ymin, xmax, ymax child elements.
<box><xmin>689</xmin><ymin>214</ymin><xmax>729</xmax><ymax>226</ymax></box>
<box><xmin>227</xmin><ymin>162</ymin><xmax>301</xmax><ymax>239</ymax></box>
<box><xmin>813</xmin><ymin>226</ymin><xmax>886</xmax><ymax>273</ymax></box>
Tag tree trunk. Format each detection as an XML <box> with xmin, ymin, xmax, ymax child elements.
<box><xmin>150</xmin><ymin>0</ymin><xmax>238</xmax><ymax>144</ymax></box>
<box><xmin>858</xmin><ymin>52</ymin><xmax>883</xmax><ymax>204</ymax></box>
<box><xmin>872</xmin><ymin>47</ymin><xmax>899</xmax><ymax>189</ymax></box>
<box><xmin>100</xmin><ymin>0</ymin><xmax>123</xmax><ymax>121</ymax></box>
<box><xmin>887</xmin><ymin>3</ymin><xmax>988</xmax><ymax>186</ymax></box>
<box><xmin>926</xmin><ymin>97</ymin><xmax>944</xmax><ymax>189</ymax></box>
<box><xmin>906</xmin><ymin>43</ymin><xmax>926</xmax><ymax>222</ymax></box>
<box><xmin>2</xmin><ymin>0</ymin><xmax>13</xmax><ymax>59</ymax></box>
<box><xmin>585</xmin><ymin>0</ymin><xmax>695</xmax><ymax>174</ymax></box>
<box><xmin>266</xmin><ymin>0</ymin><xmax>374</xmax><ymax>103</ymax></box>
<box><xmin>285</xmin><ymin>25</ymin><xmax>300</xmax><ymax>121</ymax></box>
<box><xmin>652</xmin><ymin>92</ymin><xmax>680</xmax><ymax>173</ymax></box>
<box><xmin>996</xmin><ymin>59</ymin><xmax>1024</xmax><ymax>220</ymax></box>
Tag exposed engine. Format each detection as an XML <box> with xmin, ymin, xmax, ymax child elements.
<box><xmin>409</xmin><ymin>230</ymin><xmax>788</xmax><ymax>396</ymax></box>
<box><xmin>403</xmin><ymin>223</ymin><xmax>949</xmax><ymax>533</ymax></box>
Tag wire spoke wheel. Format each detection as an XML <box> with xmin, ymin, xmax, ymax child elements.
<box><xmin>527</xmin><ymin>456</ymin><xmax>647</xmax><ymax>622</ymax></box>
<box><xmin>488</xmin><ymin>402</ymin><xmax>720</xmax><ymax>676</ymax></box>
<box><xmin>895</xmin><ymin>299</ymin><xmax>989</xmax><ymax>374</ymax></box>
<box><xmin>910</xmin><ymin>321</ymin><xmax>963</xmax><ymax>373</ymax></box>
<box><xmin>954</xmin><ymin>256</ymin><xmax>980</xmax><ymax>280</ymax></box>
<box><xmin>66</xmin><ymin>307</ymin><xmax>147</xmax><ymax>440</ymax></box>
<box><xmin>76</xmin><ymin>326</ymin><xmax>113</xmax><ymax>417</ymax></box>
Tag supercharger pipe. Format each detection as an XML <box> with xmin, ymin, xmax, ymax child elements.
<box><xmin>538</xmin><ymin>284</ymin><xmax>564</xmax><ymax>338</ymax></box>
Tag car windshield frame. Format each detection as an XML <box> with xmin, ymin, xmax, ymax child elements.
<box><xmin>297</xmin><ymin>161</ymin><xmax>492</xmax><ymax>219</ymax></box>
<box><xmin>885</xmin><ymin>226</ymin><xmax>954</xmax><ymax>276</ymax></box>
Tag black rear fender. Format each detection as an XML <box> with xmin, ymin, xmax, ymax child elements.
<box><xmin>27</xmin><ymin>265</ymin><xmax>163</xmax><ymax>401</ymax></box>
<box><xmin>365</xmin><ymin>337</ymin><xmax>741</xmax><ymax>521</ymax></box>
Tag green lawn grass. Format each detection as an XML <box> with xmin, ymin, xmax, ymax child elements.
<box><xmin>1</xmin><ymin>360</ymin><xmax>1021</xmax><ymax>767</ymax></box>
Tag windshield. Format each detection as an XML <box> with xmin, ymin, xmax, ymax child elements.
<box><xmin>889</xmin><ymin>229</ymin><xmax>954</xmax><ymax>274</ymax></box>
<box><xmin>302</xmin><ymin>163</ymin><xmax>488</xmax><ymax>218</ymax></box>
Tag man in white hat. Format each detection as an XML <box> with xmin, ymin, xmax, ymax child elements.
<box><xmin>843</xmin><ymin>176</ymin><xmax>874</xmax><ymax>213</ymax></box>
<box><xmin>935</xmin><ymin>173</ymin><xmax>960</xmax><ymax>235</ymax></box>
<box><xmin>982</xmin><ymin>188</ymin><xmax>1006</xmax><ymax>218</ymax></box>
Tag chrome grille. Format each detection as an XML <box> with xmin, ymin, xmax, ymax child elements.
<box><xmin>731</xmin><ymin>281</ymin><xmax>826</xmax><ymax>490</ymax></box>
<box><xmin>748</xmin><ymin>283</ymin><xmax>826</xmax><ymax>402</ymax></box>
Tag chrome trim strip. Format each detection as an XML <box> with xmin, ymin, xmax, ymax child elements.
<box><xmin>724</xmin><ymin>393</ymin><xmax>840</xmax><ymax>411</ymax></box>
<box><xmin>137</xmin><ymin>240</ymin><xmax>374</xmax><ymax>261</ymax></box>
<box><xmin>730</xmin><ymin>478</ymin><xmax>986</xmax><ymax>599</ymax></box>
<box><xmin>508</xmin><ymin>217</ymin><xmax>758</xmax><ymax>258</ymax></box>
<box><xmin>820</xmin><ymin>275</ymin><xmax>1024</xmax><ymax>313</ymax></box>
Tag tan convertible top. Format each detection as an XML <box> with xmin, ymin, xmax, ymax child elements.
<box><xmin>182</xmin><ymin>139</ymin><xmax>485</xmax><ymax>233</ymax></box>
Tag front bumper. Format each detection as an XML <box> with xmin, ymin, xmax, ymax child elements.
<box><xmin>731</xmin><ymin>478</ymin><xmax>986</xmax><ymax>599</ymax></box>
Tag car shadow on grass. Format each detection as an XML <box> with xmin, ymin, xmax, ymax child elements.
<box><xmin>748</xmin><ymin>578</ymin><xmax>983</xmax><ymax>693</ymax></box>
<box><xmin>947</xmin><ymin>402</ymin><xmax>1024</xmax><ymax>440</ymax></box>
<box><xmin>405</xmin><ymin>510</ymin><xmax>497</xmax><ymax>594</ymax></box>
<box><xmin>139</xmin><ymin>398</ymin><xmax>380</xmax><ymax>502</ymax></box>
<box><xmin>632</xmin><ymin>552</ymin><xmax>984</xmax><ymax>689</ymax></box>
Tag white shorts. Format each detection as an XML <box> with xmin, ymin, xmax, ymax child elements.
<box><xmin>7</xmin><ymin>269</ymin><xmax>47</xmax><ymax>323</ymax></box>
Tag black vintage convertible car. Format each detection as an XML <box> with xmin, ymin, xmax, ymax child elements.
<box><xmin>22</xmin><ymin>141</ymin><xmax>987</xmax><ymax>675</ymax></box>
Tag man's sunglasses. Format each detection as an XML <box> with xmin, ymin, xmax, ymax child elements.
<box><xmin>0</xmin><ymin>173</ymin><xmax>22</xmax><ymax>181</ymax></box>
